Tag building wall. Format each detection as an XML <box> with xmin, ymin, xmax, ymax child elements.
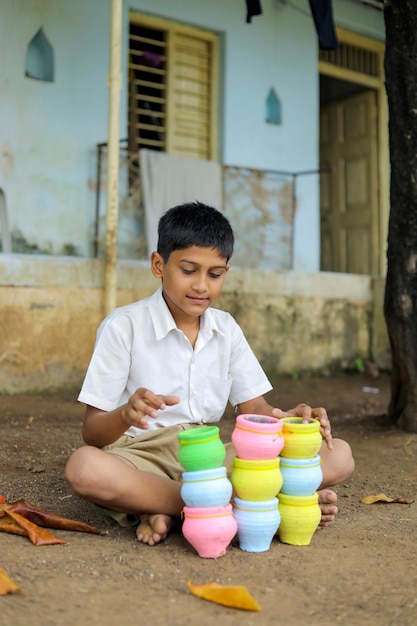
<box><xmin>0</xmin><ymin>0</ymin><xmax>110</xmax><ymax>257</ymax></box>
<box><xmin>0</xmin><ymin>255</ymin><xmax>388</xmax><ymax>393</ymax></box>
<box><xmin>0</xmin><ymin>1</ymin><xmax>387</xmax><ymax>393</ymax></box>
<box><xmin>0</xmin><ymin>0</ymin><xmax>384</xmax><ymax>270</ymax></box>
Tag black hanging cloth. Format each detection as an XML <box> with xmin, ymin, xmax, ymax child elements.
<box><xmin>309</xmin><ymin>0</ymin><xmax>338</xmax><ymax>50</ymax></box>
<box><xmin>246</xmin><ymin>0</ymin><xmax>262</xmax><ymax>23</ymax></box>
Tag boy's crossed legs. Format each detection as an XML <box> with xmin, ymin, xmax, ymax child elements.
<box><xmin>65</xmin><ymin>437</ymin><xmax>353</xmax><ymax>545</ymax></box>
<box><xmin>65</xmin><ymin>445</ymin><xmax>184</xmax><ymax>545</ymax></box>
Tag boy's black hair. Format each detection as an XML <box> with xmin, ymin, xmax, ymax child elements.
<box><xmin>157</xmin><ymin>201</ymin><xmax>234</xmax><ymax>262</ymax></box>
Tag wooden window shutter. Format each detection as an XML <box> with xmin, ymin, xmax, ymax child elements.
<box><xmin>167</xmin><ymin>30</ymin><xmax>218</xmax><ymax>159</ymax></box>
<box><xmin>129</xmin><ymin>14</ymin><xmax>218</xmax><ymax>161</ymax></box>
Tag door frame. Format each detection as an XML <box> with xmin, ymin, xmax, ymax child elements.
<box><xmin>319</xmin><ymin>28</ymin><xmax>388</xmax><ymax>277</ymax></box>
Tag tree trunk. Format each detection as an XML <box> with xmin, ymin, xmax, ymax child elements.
<box><xmin>384</xmin><ymin>1</ymin><xmax>417</xmax><ymax>431</ymax></box>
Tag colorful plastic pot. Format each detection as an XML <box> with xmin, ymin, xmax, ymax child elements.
<box><xmin>177</xmin><ymin>426</ymin><xmax>226</xmax><ymax>471</ymax></box>
<box><xmin>280</xmin><ymin>417</ymin><xmax>322</xmax><ymax>459</ymax></box>
<box><xmin>182</xmin><ymin>504</ymin><xmax>237</xmax><ymax>558</ymax></box>
<box><xmin>180</xmin><ymin>467</ymin><xmax>233</xmax><ymax>508</ymax></box>
<box><xmin>231</xmin><ymin>457</ymin><xmax>282</xmax><ymax>501</ymax></box>
<box><xmin>279</xmin><ymin>455</ymin><xmax>323</xmax><ymax>496</ymax></box>
<box><xmin>231</xmin><ymin>414</ymin><xmax>284</xmax><ymax>460</ymax></box>
<box><xmin>233</xmin><ymin>497</ymin><xmax>280</xmax><ymax>552</ymax></box>
<box><xmin>277</xmin><ymin>492</ymin><xmax>321</xmax><ymax>546</ymax></box>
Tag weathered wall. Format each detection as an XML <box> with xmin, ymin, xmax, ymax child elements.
<box><xmin>0</xmin><ymin>255</ymin><xmax>389</xmax><ymax>393</ymax></box>
<box><xmin>0</xmin><ymin>0</ymin><xmax>384</xmax><ymax>270</ymax></box>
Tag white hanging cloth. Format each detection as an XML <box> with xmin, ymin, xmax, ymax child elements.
<box><xmin>140</xmin><ymin>149</ymin><xmax>222</xmax><ymax>255</ymax></box>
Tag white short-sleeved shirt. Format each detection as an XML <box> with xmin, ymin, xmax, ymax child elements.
<box><xmin>78</xmin><ymin>287</ymin><xmax>272</xmax><ymax>436</ymax></box>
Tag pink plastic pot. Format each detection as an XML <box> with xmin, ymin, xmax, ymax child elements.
<box><xmin>182</xmin><ymin>504</ymin><xmax>237</xmax><ymax>558</ymax></box>
<box><xmin>231</xmin><ymin>414</ymin><xmax>284</xmax><ymax>460</ymax></box>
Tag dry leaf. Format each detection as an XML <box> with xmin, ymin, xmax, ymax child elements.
<box><xmin>187</xmin><ymin>579</ymin><xmax>261</xmax><ymax>611</ymax></box>
<box><xmin>0</xmin><ymin>516</ymin><xmax>27</xmax><ymax>536</ymax></box>
<box><xmin>0</xmin><ymin>509</ymin><xmax>66</xmax><ymax>546</ymax></box>
<box><xmin>5</xmin><ymin>499</ymin><xmax>99</xmax><ymax>534</ymax></box>
<box><xmin>0</xmin><ymin>498</ymin><xmax>100</xmax><ymax>546</ymax></box>
<box><xmin>0</xmin><ymin>567</ymin><xmax>20</xmax><ymax>595</ymax></box>
<box><xmin>361</xmin><ymin>493</ymin><xmax>413</xmax><ymax>505</ymax></box>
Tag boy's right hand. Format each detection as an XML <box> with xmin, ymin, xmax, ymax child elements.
<box><xmin>121</xmin><ymin>388</ymin><xmax>180</xmax><ymax>430</ymax></box>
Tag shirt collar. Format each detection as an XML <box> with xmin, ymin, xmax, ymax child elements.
<box><xmin>148</xmin><ymin>287</ymin><xmax>226</xmax><ymax>340</ymax></box>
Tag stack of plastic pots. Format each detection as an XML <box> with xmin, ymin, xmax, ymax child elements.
<box><xmin>230</xmin><ymin>414</ymin><xmax>284</xmax><ymax>552</ymax></box>
<box><xmin>277</xmin><ymin>417</ymin><xmax>323</xmax><ymax>546</ymax></box>
<box><xmin>177</xmin><ymin>425</ymin><xmax>237</xmax><ymax>558</ymax></box>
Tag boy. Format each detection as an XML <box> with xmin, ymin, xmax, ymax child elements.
<box><xmin>65</xmin><ymin>201</ymin><xmax>354</xmax><ymax>545</ymax></box>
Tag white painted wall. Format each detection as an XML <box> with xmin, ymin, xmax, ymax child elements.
<box><xmin>0</xmin><ymin>0</ymin><xmax>111</xmax><ymax>257</ymax></box>
<box><xmin>0</xmin><ymin>0</ymin><xmax>384</xmax><ymax>269</ymax></box>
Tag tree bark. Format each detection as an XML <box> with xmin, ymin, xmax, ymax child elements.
<box><xmin>384</xmin><ymin>1</ymin><xmax>417</xmax><ymax>431</ymax></box>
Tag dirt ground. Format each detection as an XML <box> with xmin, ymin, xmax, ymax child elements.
<box><xmin>1</xmin><ymin>372</ymin><xmax>417</xmax><ymax>626</ymax></box>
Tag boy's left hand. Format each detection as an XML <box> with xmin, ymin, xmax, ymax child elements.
<box><xmin>272</xmin><ymin>404</ymin><xmax>333</xmax><ymax>450</ymax></box>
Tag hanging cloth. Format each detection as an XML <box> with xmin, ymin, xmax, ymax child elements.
<box><xmin>246</xmin><ymin>0</ymin><xmax>262</xmax><ymax>23</ymax></box>
<box><xmin>139</xmin><ymin>149</ymin><xmax>222</xmax><ymax>255</ymax></box>
<box><xmin>309</xmin><ymin>0</ymin><xmax>338</xmax><ymax>50</ymax></box>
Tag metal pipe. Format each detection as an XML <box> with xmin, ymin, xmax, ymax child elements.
<box><xmin>104</xmin><ymin>0</ymin><xmax>123</xmax><ymax>316</ymax></box>
<box><xmin>0</xmin><ymin>189</ymin><xmax>12</xmax><ymax>253</ymax></box>
<box><xmin>93</xmin><ymin>143</ymin><xmax>104</xmax><ymax>258</ymax></box>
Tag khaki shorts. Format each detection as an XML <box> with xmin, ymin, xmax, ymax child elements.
<box><xmin>96</xmin><ymin>424</ymin><xmax>235</xmax><ymax>527</ymax></box>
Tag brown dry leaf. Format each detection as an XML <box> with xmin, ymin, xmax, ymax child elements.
<box><xmin>0</xmin><ymin>499</ymin><xmax>100</xmax><ymax>546</ymax></box>
<box><xmin>0</xmin><ymin>516</ymin><xmax>27</xmax><ymax>536</ymax></box>
<box><xmin>6</xmin><ymin>499</ymin><xmax>99</xmax><ymax>534</ymax></box>
<box><xmin>1</xmin><ymin>509</ymin><xmax>66</xmax><ymax>546</ymax></box>
<box><xmin>0</xmin><ymin>567</ymin><xmax>20</xmax><ymax>595</ymax></box>
<box><xmin>187</xmin><ymin>579</ymin><xmax>261</xmax><ymax>612</ymax></box>
<box><xmin>361</xmin><ymin>493</ymin><xmax>413</xmax><ymax>505</ymax></box>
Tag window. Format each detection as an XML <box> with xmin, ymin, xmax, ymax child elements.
<box><xmin>128</xmin><ymin>13</ymin><xmax>219</xmax><ymax>161</ymax></box>
<box><xmin>25</xmin><ymin>27</ymin><xmax>54</xmax><ymax>82</ymax></box>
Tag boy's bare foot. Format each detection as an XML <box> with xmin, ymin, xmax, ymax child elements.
<box><xmin>317</xmin><ymin>489</ymin><xmax>338</xmax><ymax>526</ymax></box>
<box><xmin>136</xmin><ymin>513</ymin><xmax>173</xmax><ymax>545</ymax></box>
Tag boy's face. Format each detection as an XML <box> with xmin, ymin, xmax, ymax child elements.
<box><xmin>151</xmin><ymin>246</ymin><xmax>229</xmax><ymax>323</ymax></box>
